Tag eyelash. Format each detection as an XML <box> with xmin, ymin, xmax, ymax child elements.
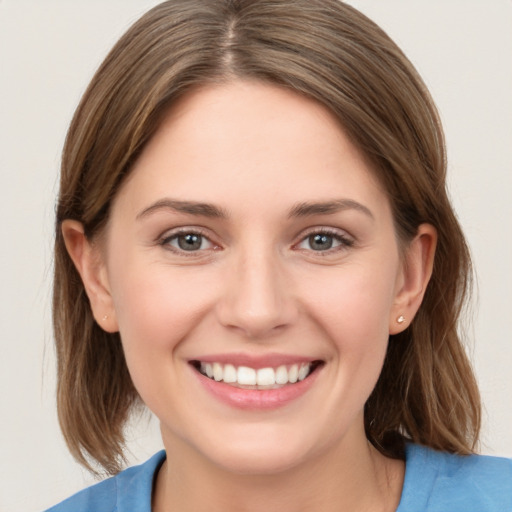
<box><xmin>158</xmin><ymin>227</ymin><xmax>354</xmax><ymax>256</ymax></box>
<box><xmin>294</xmin><ymin>227</ymin><xmax>354</xmax><ymax>254</ymax></box>
<box><xmin>159</xmin><ymin>227</ymin><xmax>217</xmax><ymax>257</ymax></box>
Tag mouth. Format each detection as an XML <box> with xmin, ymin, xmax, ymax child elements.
<box><xmin>190</xmin><ymin>360</ymin><xmax>324</xmax><ymax>390</ymax></box>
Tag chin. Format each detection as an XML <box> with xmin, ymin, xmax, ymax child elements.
<box><xmin>196</xmin><ymin>427</ymin><xmax>321</xmax><ymax>476</ymax></box>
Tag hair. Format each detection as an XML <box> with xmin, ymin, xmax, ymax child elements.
<box><xmin>54</xmin><ymin>0</ymin><xmax>480</xmax><ymax>475</ymax></box>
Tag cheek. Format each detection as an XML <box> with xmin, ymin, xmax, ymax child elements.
<box><xmin>109</xmin><ymin>261</ymin><xmax>216</xmax><ymax>354</ymax></box>
<box><xmin>302</xmin><ymin>261</ymin><xmax>398</xmax><ymax>346</ymax></box>
<box><xmin>108</xmin><ymin>262</ymin><xmax>218</xmax><ymax>414</ymax></box>
<box><xmin>319</xmin><ymin>287</ymin><xmax>390</xmax><ymax>384</ymax></box>
<box><xmin>299</xmin><ymin>259</ymin><xmax>398</xmax><ymax>403</ymax></box>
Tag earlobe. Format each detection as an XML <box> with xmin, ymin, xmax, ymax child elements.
<box><xmin>389</xmin><ymin>224</ymin><xmax>437</xmax><ymax>334</ymax></box>
<box><xmin>61</xmin><ymin>220</ymin><xmax>119</xmax><ymax>333</ymax></box>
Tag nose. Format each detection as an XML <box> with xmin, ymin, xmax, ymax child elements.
<box><xmin>215</xmin><ymin>246</ymin><xmax>298</xmax><ymax>339</ymax></box>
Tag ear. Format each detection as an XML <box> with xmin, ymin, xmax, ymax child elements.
<box><xmin>389</xmin><ymin>223</ymin><xmax>437</xmax><ymax>334</ymax></box>
<box><xmin>61</xmin><ymin>220</ymin><xmax>119</xmax><ymax>333</ymax></box>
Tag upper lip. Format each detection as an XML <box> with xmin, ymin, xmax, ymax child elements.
<box><xmin>189</xmin><ymin>353</ymin><xmax>322</xmax><ymax>369</ymax></box>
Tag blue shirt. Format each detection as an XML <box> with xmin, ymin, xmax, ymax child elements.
<box><xmin>45</xmin><ymin>444</ymin><xmax>512</xmax><ymax>511</ymax></box>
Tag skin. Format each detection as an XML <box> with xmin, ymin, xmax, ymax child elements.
<box><xmin>64</xmin><ymin>81</ymin><xmax>436</xmax><ymax>511</ymax></box>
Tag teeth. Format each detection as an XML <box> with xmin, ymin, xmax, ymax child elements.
<box><xmin>201</xmin><ymin>362</ymin><xmax>214</xmax><ymax>379</ymax></box>
<box><xmin>237</xmin><ymin>366</ymin><xmax>256</xmax><ymax>385</ymax></box>
<box><xmin>275</xmin><ymin>365</ymin><xmax>288</xmax><ymax>385</ymax></box>
<box><xmin>298</xmin><ymin>363</ymin><xmax>309</xmax><ymax>381</ymax></box>
<box><xmin>288</xmin><ymin>364</ymin><xmax>299</xmax><ymax>383</ymax></box>
<box><xmin>213</xmin><ymin>362</ymin><xmax>223</xmax><ymax>382</ymax></box>
<box><xmin>223</xmin><ymin>364</ymin><xmax>237</xmax><ymax>383</ymax></box>
<box><xmin>198</xmin><ymin>361</ymin><xmax>315</xmax><ymax>387</ymax></box>
<box><xmin>257</xmin><ymin>368</ymin><xmax>275</xmax><ymax>386</ymax></box>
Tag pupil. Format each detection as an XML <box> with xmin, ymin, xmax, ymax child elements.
<box><xmin>310</xmin><ymin>234</ymin><xmax>333</xmax><ymax>250</ymax></box>
<box><xmin>178</xmin><ymin>234</ymin><xmax>201</xmax><ymax>251</ymax></box>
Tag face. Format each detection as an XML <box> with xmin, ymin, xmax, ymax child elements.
<box><xmin>93</xmin><ymin>81</ymin><xmax>412</xmax><ymax>474</ymax></box>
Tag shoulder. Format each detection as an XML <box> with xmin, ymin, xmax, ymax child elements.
<box><xmin>43</xmin><ymin>451</ymin><xmax>166</xmax><ymax>512</ymax></box>
<box><xmin>398</xmin><ymin>443</ymin><xmax>512</xmax><ymax>512</ymax></box>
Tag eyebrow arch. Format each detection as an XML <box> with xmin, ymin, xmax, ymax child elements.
<box><xmin>288</xmin><ymin>199</ymin><xmax>374</xmax><ymax>219</ymax></box>
<box><xmin>136</xmin><ymin>199</ymin><xmax>228</xmax><ymax>220</ymax></box>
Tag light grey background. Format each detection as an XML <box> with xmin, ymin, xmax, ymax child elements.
<box><xmin>1</xmin><ymin>1</ymin><xmax>511</xmax><ymax>511</ymax></box>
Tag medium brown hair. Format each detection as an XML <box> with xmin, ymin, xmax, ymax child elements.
<box><xmin>54</xmin><ymin>0</ymin><xmax>480</xmax><ymax>474</ymax></box>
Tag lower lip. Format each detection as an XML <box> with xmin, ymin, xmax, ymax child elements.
<box><xmin>193</xmin><ymin>367</ymin><xmax>321</xmax><ymax>410</ymax></box>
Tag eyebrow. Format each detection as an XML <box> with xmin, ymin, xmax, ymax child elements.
<box><xmin>136</xmin><ymin>198</ymin><xmax>374</xmax><ymax>221</ymax></box>
<box><xmin>288</xmin><ymin>199</ymin><xmax>374</xmax><ymax>219</ymax></box>
<box><xmin>136</xmin><ymin>199</ymin><xmax>228</xmax><ymax>220</ymax></box>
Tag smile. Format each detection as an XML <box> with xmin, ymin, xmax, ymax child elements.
<box><xmin>193</xmin><ymin>361</ymin><xmax>322</xmax><ymax>388</ymax></box>
<box><xmin>189</xmin><ymin>355</ymin><xmax>324</xmax><ymax>409</ymax></box>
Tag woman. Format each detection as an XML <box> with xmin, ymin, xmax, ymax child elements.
<box><xmin>47</xmin><ymin>1</ymin><xmax>511</xmax><ymax>511</ymax></box>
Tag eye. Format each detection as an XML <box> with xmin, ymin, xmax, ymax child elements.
<box><xmin>296</xmin><ymin>229</ymin><xmax>353</xmax><ymax>252</ymax></box>
<box><xmin>161</xmin><ymin>230</ymin><xmax>215</xmax><ymax>253</ymax></box>
<box><xmin>305</xmin><ymin>233</ymin><xmax>337</xmax><ymax>251</ymax></box>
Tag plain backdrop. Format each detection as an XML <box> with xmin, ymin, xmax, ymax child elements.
<box><xmin>1</xmin><ymin>1</ymin><xmax>511</xmax><ymax>511</ymax></box>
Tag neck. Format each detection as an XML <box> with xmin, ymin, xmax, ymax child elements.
<box><xmin>153</xmin><ymin>429</ymin><xmax>404</xmax><ymax>512</ymax></box>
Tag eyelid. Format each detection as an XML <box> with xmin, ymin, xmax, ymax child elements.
<box><xmin>156</xmin><ymin>225</ymin><xmax>354</xmax><ymax>256</ymax></box>
<box><xmin>293</xmin><ymin>226</ymin><xmax>355</xmax><ymax>252</ymax></box>
<box><xmin>158</xmin><ymin>226</ymin><xmax>220</xmax><ymax>255</ymax></box>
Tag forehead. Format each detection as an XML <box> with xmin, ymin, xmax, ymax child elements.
<box><xmin>115</xmin><ymin>80</ymin><xmax>389</xmax><ymax>218</ymax></box>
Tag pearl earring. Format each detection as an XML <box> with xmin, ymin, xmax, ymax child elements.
<box><xmin>397</xmin><ymin>315</ymin><xmax>406</xmax><ymax>324</ymax></box>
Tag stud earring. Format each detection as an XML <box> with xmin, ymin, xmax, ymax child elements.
<box><xmin>102</xmin><ymin>315</ymin><xmax>108</xmax><ymax>321</ymax></box>
<box><xmin>397</xmin><ymin>315</ymin><xmax>406</xmax><ymax>324</ymax></box>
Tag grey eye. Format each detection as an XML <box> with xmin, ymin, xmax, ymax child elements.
<box><xmin>308</xmin><ymin>233</ymin><xmax>335</xmax><ymax>251</ymax></box>
<box><xmin>164</xmin><ymin>232</ymin><xmax>213</xmax><ymax>252</ymax></box>
<box><xmin>296</xmin><ymin>230</ymin><xmax>352</xmax><ymax>253</ymax></box>
<box><xmin>177</xmin><ymin>233</ymin><xmax>203</xmax><ymax>251</ymax></box>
